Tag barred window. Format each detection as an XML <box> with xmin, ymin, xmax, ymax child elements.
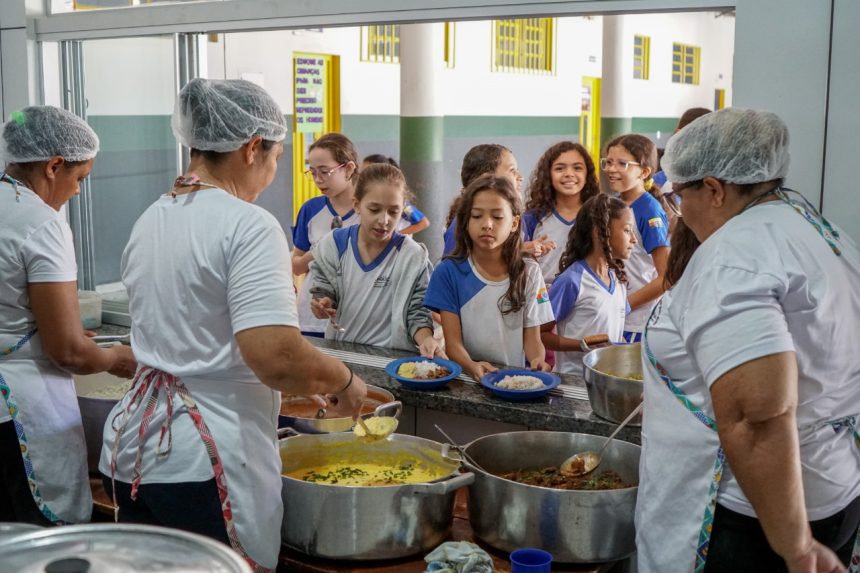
<box><xmin>672</xmin><ymin>42</ymin><xmax>700</xmax><ymax>85</ymax></box>
<box><xmin>361</xmin><ymin>25</ymin><xmax>400</xmax><ymax>64</ymax></box>
<box><xmin>493</xmin><ymin>18</ymin><xmax>554</xmax><ymax>74</ymax></box>
<box><xmin>633</xmin><ymin>35</ymin><xmax>650</xmax><ymax>80</ymax></box>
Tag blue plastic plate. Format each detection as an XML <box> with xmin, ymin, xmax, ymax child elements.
<box><xmin>480</xmin><ymin>369</ymin><xmax>560</xmax><ymax>401</ymax></box>
<box><xmin>385</xmin><ymin>356</ymin><xmax>463</xmax><ymax>390</ymax></box>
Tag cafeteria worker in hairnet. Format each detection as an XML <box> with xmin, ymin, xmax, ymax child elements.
<box><xmin>636</xmin><ymin>108</ymin><xmax>860</xmax><ymax>573</ymax></box>
<box><xmin>0</xmin><ymin>106</ymin><xmax>136</xmax><ymax>526</ymax></box>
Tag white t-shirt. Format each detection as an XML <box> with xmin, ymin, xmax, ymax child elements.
<box><xmin>425</xmin><ymin>257</ymin><xmax>554</xmax><ymax>367</ymax></box>
<box><xmin>101</xmin><ymin>188</ymin><xmax>299</xmax><ymax>569</ymax></box>
<box><xmin>548</xmin><ymin>260</ymin><xmax>629</xmax><ymax>374</ymax></box>
<box><xmin>637</xmin><ymin>200</ymin><xmax>860</xmax><ymax>571</ymax></box>
<box><xmin>624</xmin><ymin>192</ymin><xmax>670</xmax><ymax>334</ymax></box>
<box><xmin>0</xmin><ymin>181</ymin><xmax>78</xmax><ymax>422</ymax></box>
<box><xmin>522</xmin><ymin>209</ymin><xmax>576</xmax><ymax>284</ymax></box>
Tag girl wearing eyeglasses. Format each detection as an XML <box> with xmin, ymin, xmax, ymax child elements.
<box><xmin>309</xmin><ymin>163</ymin><xmax>443</xmax><ymax>358</ymax></box>
<box><xmin>601</xmin><ymin>134</ymin><xmax>670</xmax><ymax>342</ymax></box>
<box><xmin>292</xmin><ymin>133</ymin><xmax>360</xmax><ymax>336</ymax></box>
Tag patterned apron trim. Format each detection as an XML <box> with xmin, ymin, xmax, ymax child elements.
<box><xmin>109</xmin><ymin>366</ymin><xmax>272</xmax><ymax>573</ymax></box>
<box><xmin>0</xmin><ymin>328</ymin><xmax>66</xmax><ymax>524</ymax></box>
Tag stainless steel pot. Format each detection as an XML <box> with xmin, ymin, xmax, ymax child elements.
<box><xmin>279</xmin><ymin>432</ymin><xmax>474</xmax><ymax>560</ymax></box>
<box><xmin>278</xmin><ymin>384</ymin><xmax>401</xmax><ymax>434</ymax></box>
<box><xmin>0</xmin><ymin>523</ymin><xmax>41</xmax><ymax>544</ymax></box>
<box><xmin>583</xmin><ymin>344</ymin><xmax>643</xmax><ymax>426</ymax></box>
<box><xmin>463</xmin><ymin>431</ymin><xmax>639</xmax><ymax>563</ymax></box>
<box><xmin>74</xmin><ymin>372</ymin><xmax>132</xmax><ymax>473</ymax></box>
<box><xmin>0</xmin><ymin>523</ymin><xmax>251</xmax><ymax>572</ymax></box>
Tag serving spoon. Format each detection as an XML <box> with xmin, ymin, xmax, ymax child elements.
<box><xmin>353</xmin><ymin>411</ymin><xmax>398</xmax><ymax>441</ymax></box>
<box><xmin>560</xmin><ymin>401</ymin><xmax>644</xmax><ymax>477</ymax></box>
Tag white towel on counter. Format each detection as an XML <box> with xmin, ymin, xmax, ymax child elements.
<box><xmin>424</xmin><ymin>541</ymin><xmax>494</xmax><ymax>573</ymax></box>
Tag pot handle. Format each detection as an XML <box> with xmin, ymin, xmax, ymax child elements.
<box><xmin>277</xmin><ymin>426</ymin><xmax>301</xmax><ymax>439</ymax></box>
<box><xmin>372</xmin><ymin>400</ymin><xmax>402</xmax><ymax>419</ymax></box>
<box><xmin>409</xmin><ymin>472</ymin><xmax>475</xmax><ymax>496</ymax></box>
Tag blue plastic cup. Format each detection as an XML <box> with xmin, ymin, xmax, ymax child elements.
<box><xmin>510</xmin><ymin>548</ymin><xmax>553</xmax><ymax>573</ymax></box>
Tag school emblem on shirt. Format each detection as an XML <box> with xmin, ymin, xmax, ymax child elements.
<box><xmin>373</xmin><ymin>275</ymin><xmax>391</xmax><ymax>288</ymax></box>
<box><xmin>536</xmin><ymin>286</ymin><xmax>549</xmax><ymax>304</ymax></box>
<box><xmin>648</xmin><ymin>217</ymin><xmax>664</xmax><ymax>228</ymax></box>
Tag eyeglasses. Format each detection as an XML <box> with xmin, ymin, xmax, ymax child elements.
<box><xmin>672</xmin><ymin>180</ymin><xmax>704</xmax><ymax>194</ymax></box>
<box><xmin>599</xmin><ymin>158</ymin><xmax>641</xmax><ymax>171</ymax></box>
<box><xmin>330</xmin><ymin>215</ymin><xmax>343</xmax><ymax>230</ymax></box>
<box><xmin>304</xmin><ymin>163</ymin><xmax>346</xmax><ymax>180</ymax></box>
<box><xmin>661</xmin><ymin>190</ymin><xmax>682</xmax><ymax>217</ymax></box>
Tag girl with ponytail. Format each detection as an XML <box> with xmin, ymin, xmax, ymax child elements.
<box><xmin>540</xmin><ymin>194</ymin><xmax>637</xmax><ymax>374</ymax></box>
<box><xmin>601</xmin><ymin>134</ymin><xmax>670</xmax><ymax>341</ymax></box>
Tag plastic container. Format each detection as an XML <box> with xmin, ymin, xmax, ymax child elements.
<box><xmin>78</xmin><ymin>290</ymin><xmax>103</xmax><ymax>329</ymax></box>
<box><xmin>510</xmin><ymin>548</ymin><xmax>553</xmax><ymax>572</ymax></box>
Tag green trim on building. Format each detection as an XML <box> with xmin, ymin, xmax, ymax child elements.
<box><xmin>88</xmin><ymin>115</ymin><xmax>174</xmax><ymax>153</ymax></box>
<box><xmin>444</xmin><ymin>115</ymin><xmax>580</xmax><ymax>138</ymax></box>
<box><xmin>400</xmin><ymin>116</ymin><xmax>444</xmax><ymax>162</ymax></box>
<box><xmin>341</xmin><ymin>114</ymin><xmax>401</xmax><ymax>140</ymax></box>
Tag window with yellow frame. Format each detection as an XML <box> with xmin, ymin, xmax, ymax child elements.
<box><xmin>672</xmin><ymin>42</ymin><xmax>700</xmax><ymax>85</ymax></box>
<box><xmin>633</xmin><ymin>35</ymin><xmax>650</xmax><ymax>80</ymax></box>
<box><xmin>493</xmin><ymin>18</ymin><xmax>554</xmax><ymax>74</ymax></box>
<box><xmin>361</xmin><ymin>25</ymin><xmax>400</xmax><ymax>64</ymax></box>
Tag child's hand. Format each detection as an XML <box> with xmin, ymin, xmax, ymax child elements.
<box><xmin>530</xmin><ymin>358</ymin><xmax>553</xmax><ymax>372</ymax></box>
<box><xmin>468</xmin><ymin>361</ymin><xmax>497</xmax><ymax>380</ymax></box>
<box><xmin>418</xmin><ymin>337</ymin><xmax>447</xmax><ymax>359</ymax></box>
<box><xmin>310</xmin><ymin>297</ymin><xmax>337</xmax><ymax>320</ymax></box>
<box><xmin>522</xmin><ymin>235</ymin><xmax>558</xmax><ymax>258</ymax></box>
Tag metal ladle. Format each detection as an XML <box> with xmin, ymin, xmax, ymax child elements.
<box><xmin>560</xmin><ymin>401</ymin><xmax>644</xmax><ymax>477</ymax></box>
<box><xmin>353</xmin><ymin>410</ymin><xmax>398</xmax><ymax>441</ymax></box>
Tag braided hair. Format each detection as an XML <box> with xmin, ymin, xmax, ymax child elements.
<box><xmin>448</xmin><ymin>174</ymin><xmax>527</xmax><ymax>315</ymax></box>
<box><xmin>558</xmin><ymin>193</ymin><xmax>629</xmax><ymax>285</ymax></box>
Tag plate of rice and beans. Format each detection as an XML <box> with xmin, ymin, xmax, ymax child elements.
<box><xmin>480</xmin><ymin>370</ymin><xmax>560</xmax><ymax>401</ymax></box>
<box><xmin>385</xmin><ymin>357</ymin><xmax>463</xmax><ymax>390</ymax></box>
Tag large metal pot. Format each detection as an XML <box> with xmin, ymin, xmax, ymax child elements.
<box><xmin>279</xmin><ymin>432</ymin><xmax>474</xmax><ymax>560</ymax></box>
<box><xmin>74</xmin><ymin>372</ymin><xmax>132</xmax><ymax>473</ymax></box>
<box><xmin>0</xmin><ymin>523</ymin><xmax>251</xmax><ymax>572</ymax></box>
<box><xmin>0</xmin><ymin>523</ymin><xmax>41</xmax><ymax>544</ymax></box>
<box><xmin>464</xmin><ymin>431</ymin><xmax>639</xmax><ymax>563</ymax></box>
<box><xmin>583</xmin><ymin>344</ymin><xmax>643</xmax><ymax>426</ymax></box>
<box><xmin>278</xmin><ymin>384</ymin><xmax>401</xmax><ymax>434</ymax></box>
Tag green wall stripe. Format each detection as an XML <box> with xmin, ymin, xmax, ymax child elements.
<box><xmin>444</xmin><ymin>115</ymin><xmax>580</xmax><ymax>138</ymax></box>
<box><xmin>88</xmin><ymin>115</ymin><xmax>174</xmax><ymax>153</ymax></box>
<box><xmin>400</xmin><ymin>117</ymin><xmax>444</xmax><ymax>162</ymax></box>
<box><xmin>341</xmin><ymin>114</ymin><xmax>400</xmax><ymax>140</ymax></box>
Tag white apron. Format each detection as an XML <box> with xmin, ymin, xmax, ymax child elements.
<box><xmin>0</xmin><ymin>330</ymin><xmax>92</xmax><ymax>524</ymax></box>
<box><xmin>106</xmin><ymin>366</ymin><xmax>281</xmax><ymax>573</ymax></box>
<box><xmin>637</xmin><ymin>190</ymin><xmax>860</xmax><ymax>572</ymax></box>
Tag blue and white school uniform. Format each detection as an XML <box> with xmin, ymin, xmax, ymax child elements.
<box><xmin>624</xmin><ymin>193</ymin><xmax>670</xmax><ymax>339</ymax></box>
<box><xmin>309</xmin><ymin>226</ymin><xmax>433</xmax><ymax>350</ymax></box>
<box><xmin>292</xmin><ymin>196</ymin><xmax>359</xmax><ymax>335</ymax></box>
<box><xmin>424</xmin><ymin>257</ymin><xmax>554</xmax><ymax>368</ymax></box>
<box><xmin>398</xmin><ymin>202</ymin><xmax>427</xmax><ymax>232</ymax></box>
<box><xmin>548</xmin><ymin>260</ymin><xmax>629</xmax><ymax>374</ymax></box>
<box><xmin>442</xmin><ymin>217</ymin><xmax>458</xmax><ymax>256</ymax></box>
<box><xmin>522</xmin><ymin>209</ymin><xmax>577</xmax><ymax>284</ymax></box>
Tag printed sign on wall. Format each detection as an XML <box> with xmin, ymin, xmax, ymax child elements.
<box><xmin>294</xmin><ymin>55</ymin><xmax>326</xmax><ymax>133</ymax></box>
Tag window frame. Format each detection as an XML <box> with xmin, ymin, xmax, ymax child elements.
<box><xmin>360</xmin><ymin>24</ymin><xmax>401</xmax><ymax>64</ymax></box>
<box><xmin>491</xmin><ymin>17</ymin><xmax>555</xmax><ymax>74</ymax></box>
<box><xmin>672</xmin><ymin>41</ymin><xmax>701</xmax><ymax>85</ymax></box>
<box><xmin>633</xmin><ymin>34</ymin><xmax>650</xmax><ymax>80</ymax></box>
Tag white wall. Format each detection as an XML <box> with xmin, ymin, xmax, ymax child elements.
<box><xmin>82</xmin><ymin>36</ymin><xmax>175</xmax><ymax>115</ymax></box>
<box><xmin>602</xmin><ymin>11</ymin><xmax>734</xmax><ymax>117</ymax></box>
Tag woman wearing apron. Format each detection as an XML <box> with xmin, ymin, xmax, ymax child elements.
<box><xmin>636</xmin><ymin>108</ymin><xmax>860</xmax><ymax>573</ymax></box>
<box><xmin>0</xmin><ymin>106</ymin><xmax>137</xmax><ymax>525</ymax></box>
<box><xmin>100</xmin><ymin>79</ymin><xmax>367</xmax><ymax>573</ymax></box>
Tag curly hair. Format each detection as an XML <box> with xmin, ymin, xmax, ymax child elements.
<box><xmin>445</xmin><ymin>144</ymin><xmax>511</xmax><ymax>227</ymax></box>
<box><xmin>525</xmin><ymin>141</ymin><xmax>599</xmax><ymax>217</ymax></box>
<box><xmin>448</xmin><ymin>174</ymin><xmax>527</xmax><ymax>315</ymax></box>
<box><xmin>558</xmin><ymin>194</ymin><xmax>630</xmax><ymax>285</ymax></box>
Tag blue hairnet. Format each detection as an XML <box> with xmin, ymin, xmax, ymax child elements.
<box><xmin>172</xmin><ymin>78</ymin><xmax>287</xmax><ymax>152</ymax></box>
<box><xmin>662</xmin><ymin>108</ymin><xmax>790</xmax><ymax>185</ymax></box>
<box><xmin>1</xmin><ymin>106</ymin><xmax>99</xmax><ymax>163</ymax></box>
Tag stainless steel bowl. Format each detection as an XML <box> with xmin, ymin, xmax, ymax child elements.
<box><xmin>582</xmin><ymin>344</ymin><xmax>643</xmax><ymax>426</ymax></box>
<box><xmin>74</xmin><ymin>372</ymin><xmax>132</xmax><ymax>473</ymax></box>
<box><xmin>279</xmin><ymin>432</ymin><xmax>474</xmax><ymax>560</ymax></box>
<box><xmin>278</xmin><ymin>385</ymin><xmax>401</xmax><ymax>435</ymax></box>
<box><xmin>464</xmin><ymin>431</ymin><xmax>639</xmax><ymax>563</ymax></box>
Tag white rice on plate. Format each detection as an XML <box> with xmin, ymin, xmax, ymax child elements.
<box><xmin>496</xmin><ymin>375</ymin><xmax>545</xmax><ymax>391</ymax></box>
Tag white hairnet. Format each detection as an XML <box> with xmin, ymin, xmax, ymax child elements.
<box><xmin>662</xmin><ymin>108</ymin><xmax>790</xmax><ymax>185</ymax></box>
<box><xmin>1</xmin><ymin>106</ymin><xmax>99</xmax><ymax>164</ymax></box>
<box><xmin>172</xmin><ymin>78</ymin><xmax>287</xmax><ymax>152</ymax></box>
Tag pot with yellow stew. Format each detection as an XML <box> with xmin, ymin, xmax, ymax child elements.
<box><xmin>279</xmin><ymin>432</ymin><xmax>474</xmax><ymax>560</ymax></box>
